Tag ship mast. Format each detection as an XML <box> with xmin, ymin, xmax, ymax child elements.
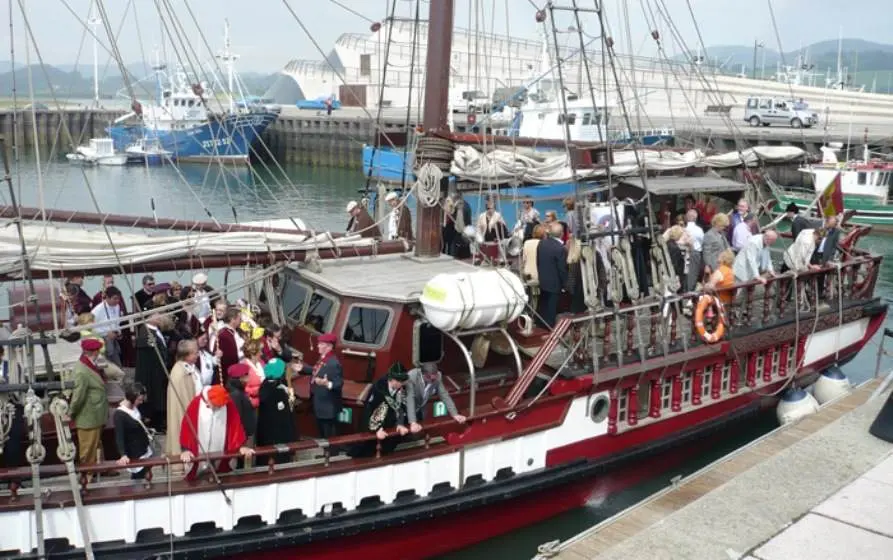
<box><xmin>415</xmin><ymin>0</ymin><xmax>454</xmax><ymax>258</ymax></box>
<box><xmin>89</xmin><ymin>0</ymin><xmax>101</xmax><ymax>108</ymax></box>
<box><xmin>217</xmin><ymin>19</ymin><xmax>238</xmax><ymax>113</ymax></box>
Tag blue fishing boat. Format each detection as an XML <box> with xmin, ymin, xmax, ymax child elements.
<box><xmin>107</xmin><ymin>22</ymin><xmax>279</xmax><ymax>164</ymax></box>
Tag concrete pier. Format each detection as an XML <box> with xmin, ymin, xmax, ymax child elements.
<box><xmin>534</xmin><ymin>378</ymin><xmax>893</xmax><ymax>560</ymax></box>
<box><xmin>3</xmin><ymin>106</ymin><xmax>892</xmax><ymax>169</ymax></box>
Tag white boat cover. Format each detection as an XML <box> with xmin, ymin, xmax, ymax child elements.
<box><xmin>451</xmin><ymin>145</ymin><xmax>807</xmax><ymax>184</ymax></box>
<box><xmin>0</xmin><ymin>219</ymin><xmax>377</xmax><ymax>274</ymax></box>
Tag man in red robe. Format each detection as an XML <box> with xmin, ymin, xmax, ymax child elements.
<box><xmin>178</xmin><ymin>384</ymin><xmax>254</xmax><ymax>481</ymax></box>
<box><xmin>216</xmin><ymin>307</ymin><xmax>244</xmax><ymax>377</ymax></box>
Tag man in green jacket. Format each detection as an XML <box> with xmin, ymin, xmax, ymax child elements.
<box><xmin>70</xmin><ymin>338</ymin><xmax>109</xmax><ymax>465</ymax></box>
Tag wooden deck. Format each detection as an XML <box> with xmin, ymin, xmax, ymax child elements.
<box><xmin>543</xmin><ymin>378</ymin><xmax>881</xmax><ymax>560</ymax></box>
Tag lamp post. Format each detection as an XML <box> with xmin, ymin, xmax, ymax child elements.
<box><xmin>752</xmin><ymin>40</ymin><xmax>764</xmax><ymax>80</ymax></box>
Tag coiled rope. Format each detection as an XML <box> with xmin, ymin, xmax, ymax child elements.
<box><xmin>415</xmin><ymin>163</ymin><xmax>443</xmax><ymax>209</ymax></box>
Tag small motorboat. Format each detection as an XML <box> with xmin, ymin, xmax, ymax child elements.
<box><xmin>125</xmin><ymin>137</ymin><xmax>174</xmax><ymax>165</ymax></box>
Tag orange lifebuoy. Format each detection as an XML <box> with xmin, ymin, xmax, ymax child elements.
<box><xmin>694</xmin><ymin>295</ymin><xmax>726</xmax><ymax>344</ymax></box>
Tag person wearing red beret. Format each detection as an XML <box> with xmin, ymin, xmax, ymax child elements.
<box><xmin>178</xmin><ymin>384</ymin><xmax>254</xmax><ymax>481</ymax></box>
<box><xmin>294</xmin><ymin>332</ymin><xmax>343</xmax><ymax>440</ymax></box>
<box><xmin>70</xmin><ymin>338</ymin><xmax>109</xmax><ymax>466</ymax></box>
<box><xmin>225</xmin><ymin>363</ymin><xmax>256</xmax><ymax>449</ymax></box>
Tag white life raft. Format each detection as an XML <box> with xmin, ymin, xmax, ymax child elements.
<box><xmin>419</xmin><ymin>269</ymin><xmax>528</xmax><ymax>331</ymax></box>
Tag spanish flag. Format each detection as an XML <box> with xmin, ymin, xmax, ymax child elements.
<box><xmin>818</xmin><ymin>172</ymin><xmax>844</xmax><ymax>218</ymax></box>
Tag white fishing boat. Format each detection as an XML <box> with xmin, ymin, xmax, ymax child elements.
<box><xmin>65</xmin><ymin>137</ymin><xmax>128</xmax><ymax>166</ymax></box>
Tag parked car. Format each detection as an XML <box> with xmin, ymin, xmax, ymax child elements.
<box><xmin>743</xmin><ymin>96</ymin><xmax>816</xmax><ymax>128</ymax></box>
<box><xmin>462</xmin><ymin>90</ymin><xmax>490</xmax><ymax>113</ymax></box>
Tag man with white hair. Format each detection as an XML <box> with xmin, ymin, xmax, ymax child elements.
<box><xmin>346</xmin><ymin>200</ymin><xmax>380</xmax><ymax>239</ymax></box>
<box><xmin>384</xmin><ymin>191</ymin><xmax>413</xmax><ymax>241</ymax></box>
<box><xmin>733</xmin><ymin>229</ymin><xmax>778</xmax><ymax>284</ymax></box>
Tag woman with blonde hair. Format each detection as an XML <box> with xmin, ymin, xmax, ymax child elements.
<box><xmin>240</xmin><ymin>339</ymin><xmax>265</xmax><ymax>408</ymax></box>
<box><xmin>706</xmin><ymin>249</ymin><xmax>737</xmax><ymax>304</ymax></box>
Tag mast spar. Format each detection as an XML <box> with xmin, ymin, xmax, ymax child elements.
<box><xmin>415</xmin><ymin>0</ymin><xmax>454</xmax><ymax>258</ymax></box>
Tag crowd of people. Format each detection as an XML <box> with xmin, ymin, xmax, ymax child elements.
<box><xmin>28</xmin><ymin>269</ymin><xmax>471</xmax><ymax>479</ymax></box>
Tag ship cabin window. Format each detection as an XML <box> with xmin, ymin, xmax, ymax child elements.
<box><xmin>281</xmin><ymin>278</ymin><xmax>310</xmax><ymax>325</ymax></box>
<box><xmin>188</xmin><ymin>99</ymin><xmax>196</xmax><ymax>108</ymax></box>
<box><xmin>582</xmin><ymin>113</ymin><xmax>591</xmax><ymax>126</ymax></box>
<box><xmin>857</xmin><ymin>172</ymin><xmax>867</xmax><ymax>185</ymax></box>
<box><xmin>557</xmin><ymin>113</ymin><xmax>577</xmax><ymax>125</ymax></box>
<box><xmin>342</xmin><ymin>304</ymin><xmax>392</xmax><ymax>347</ymax></box>
<box><xmin>875</xmin><ymin>172</ymin><xmax>884</xmax><ymax>186</ymax></box>
<box><xmin>304</xmin><ymin>291</ymin><xmax>337</xmax><ymax>334</ymax></box>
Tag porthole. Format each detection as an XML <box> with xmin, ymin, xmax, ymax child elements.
<box><xmin>590</xmin><ymin>395</ymin><xmax>610</xmax><ymax>423</ymax></box>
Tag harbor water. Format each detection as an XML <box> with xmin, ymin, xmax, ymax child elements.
<box><xmin>5</xmin><ymin>154</ymin><xmax>893</xmax><ymax>559</ymax></box>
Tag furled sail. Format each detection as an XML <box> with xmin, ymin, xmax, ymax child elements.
<box><xmin>0</xmin><ymin>219</ymin><xmax>381</xmax><ymax>274</ymax></box>
<box><xmin>451</xmin><ymin>145</ymin><xmax>807</xmax><ymax>184</ymax></box>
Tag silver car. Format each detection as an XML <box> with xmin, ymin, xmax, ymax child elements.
<box><xmin>744</xmin><ymin>96</ymin><xmax>816</xmax><ymax>128</ymax></box>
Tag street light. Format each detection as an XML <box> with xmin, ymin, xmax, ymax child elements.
<box><xmin>752</xmin><ymin>40</ymin><xmax>764</xmax><ymax>80</ymax></box>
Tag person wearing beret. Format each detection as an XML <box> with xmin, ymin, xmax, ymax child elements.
<box><xmin>350</xmin><ymin>364</ymin><xmax>410</xmax><ymax>457</ymax></box>
<box><xmin>225</xmin><ymin>363</ymin><xmax>256</xmax><ymax>447</ymax></box>
<box><xmin>255</xmin><ymin>358</ymin><xmax>297</xmax><ymax>465</ymax></box>
<box><xmin>70</xmin><ymin>338</ymin><xmax>109</xmax><ymax>466</ymax></box>
<box><xmin>294</xmin><ymin>332</ymin><xmax>343</xmax><ymax>440</ymax></box>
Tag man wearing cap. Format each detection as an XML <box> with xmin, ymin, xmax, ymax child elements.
<box><xmin>406</xmin><ymin>362</ymin><xmax>466</xmax><ymax>433</ymax></box>
<box><xmin>178</xmin><ymin>384</ymin><xmax>254</xmax><ymax>481</ymax></box>
<box><xmin>70</xmin><ymin>338</ymin><xmax>109</xmax><ymax>466</ymax></box>
<box><xmin>384</xmin><ymin>191</ymin><xmax>414</xmax><ymax>241</ymax></box>
<box><xmin>346</xmin><ymin>200</ymin><xmax>380</xmax><ymax>239</ymax></box>
<box><xmin>351</xmin><ymin>364</ymin><xmax>410</xmax><ymax>457</ymax></box>
<box><xmin>295</xmin><ymin>332</ymin><xmax>343</xmax><ymax>439</ymax></box>
<box><xmin>256</xmin><ymin>358</ymin><xmax>297</xmax><ymax>464</ymax></box>
<box><xmin>191</xmin><ymin>272</ymin><xmax>214</xmax><ymax>325</ymax></box>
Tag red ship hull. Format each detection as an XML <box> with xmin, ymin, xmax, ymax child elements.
<box><xmin>238</xmin><ymin>391</ymin><xmax>771</xmax><ymax>560</ymax></box>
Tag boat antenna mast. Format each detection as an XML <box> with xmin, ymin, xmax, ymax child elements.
<box><xmin>216</xmin><ymin>18</ymin><xmax>238</xmax><ymax>113</ymax></box>
<box><xmin>413</xmin><ymin>0</ymin><xmax>455</xmax><ymax>258</ymax></box>
<box><xmin>89</xmin><ymin>0</ymin><xmax>101</xmax><ymax>108</ymax></box>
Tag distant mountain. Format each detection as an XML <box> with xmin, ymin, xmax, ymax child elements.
<box><xmin>680</xmin><ymin>38</ymin><xmax>893</xmax><ymax>80</ymax></box>
<box><xmin>0</xmin><ymin>63</ymin><xmax>277</xmax><ymax>100</ymax></box>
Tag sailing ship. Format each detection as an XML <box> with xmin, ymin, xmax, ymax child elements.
<box><xmin>0</xmin><ymin>2</ymin><xmax>886</xmax><ymax>559</ymax></box>
<box><xmin>107</xmin><ymin>22</ymin><xmax>280</xmax><ymax>164</ymax></box>
<box><xmin>768</xmin><ymin>143</ymin><xmax>893</xmax><ymax>230</ymax></box>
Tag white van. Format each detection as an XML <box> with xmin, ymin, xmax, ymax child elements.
<box><xmin>743</xmin><ymin>96</ymin><xmax>816</xmax><ymax>128</ymax></box>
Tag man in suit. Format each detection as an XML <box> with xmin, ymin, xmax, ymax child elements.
<box><xmin>813</xmin><ymin>215</ymin><xmax>841</xmax><ymax>299</ymax></box>
<box><xmin>536</xmin><ymin>222</ymin><xmax>568</xmax><ymax>328</ymax></box>
<box><xmin>70</xmin><ymin>338</ymin><xmax>109</xmax><ymax>466</ymax></box>
<box><xmin>350</xmin><ymin>364</ymin><xmax>409</xmax><ymax>457</ymax></box>
<box><xmin>296</xmin><ymin>332</ymin><xmax>343</xmax><ymax>439</ymax></box>
<box><xmin>786</xmin><ymin>203</ymin><xmax>812</xmax><ymax>239</ymax></box>
<box><xmin>406</xmin><ymin>362</ymin><xmax>466</xmax><ymax>433</ymax></box>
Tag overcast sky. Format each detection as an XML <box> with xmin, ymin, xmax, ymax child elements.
<box><xmin>5</xmin><ymin>0</ymin><xmax>889</xmax><ymax>74</ymax></box>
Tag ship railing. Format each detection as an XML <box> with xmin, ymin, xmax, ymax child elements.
<box><xmin>505</xmin><ymin>250</ymin><xmax>881</xmax><ymax>401</ymax></box>
<box><xmin>0</xmin><ymin>419</ymin><xmax>473</xmax><ymax>499</ymax></box>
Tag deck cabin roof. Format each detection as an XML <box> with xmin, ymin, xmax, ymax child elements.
<box><xmin>291</xmin><ymin>253</ymin><xmax>477</xmax><ymax>303</ymax></box>
<box><xmin>619</xmin><ymin>175</ymin><xmax>747</xmax><ymax>196</ymax></box>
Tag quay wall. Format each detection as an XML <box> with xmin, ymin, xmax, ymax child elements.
<box><xmin>2</xmin><ymin>108</ymin><xmax>890</xmax><ymax>174</ymax></box>
<box><xmin>0</xmin><ymin>109</ymin><xmax>124</xmax><ymax>152</ymax></box>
